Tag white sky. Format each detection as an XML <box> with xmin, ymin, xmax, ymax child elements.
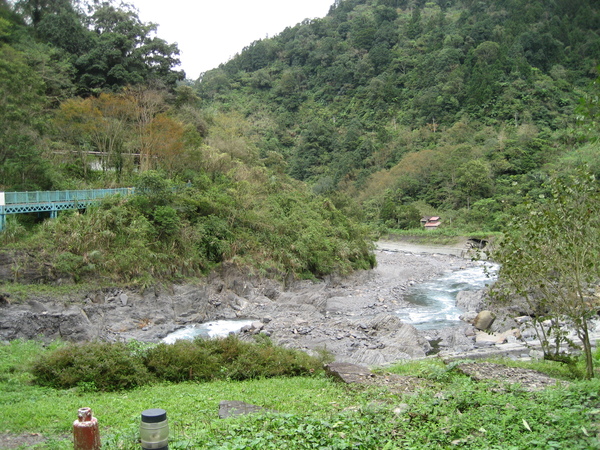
<box><xmin>131</xmin><ymin>0</ymin><xmax>335</xmax><ymax>80</ymax></box>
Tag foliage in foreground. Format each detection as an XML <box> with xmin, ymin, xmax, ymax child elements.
<box><xmin>3</xmin><ymin>341</ymin><xmax>600</xmax><ymax>449</ymax></box>
<box><xmin>31</xmin><ymin>336</ymin><xmax>327</xmax><ymax>391</ymax></box>
<box><xmin>491</xmin><ymin>169</ymin><xmax>600</xmax><ymax>379</ymax></box>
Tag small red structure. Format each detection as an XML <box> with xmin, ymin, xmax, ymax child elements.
<box><xmin>421</xmin><ymin>216</ymin><xmax>441</xmax><ymax>230</ymax></box>
<box><xmin>73</xmin><ymin>407</ymin><xmax>101</xmax><ymax>449</ymax></box>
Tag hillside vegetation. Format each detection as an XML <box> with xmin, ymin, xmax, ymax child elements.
<box><xmin>1</xmin><ymin>0</ymin><xmax>599</xmax><ymax>283</ymax></box>
<box><xmin>197</xmin><ymin>0</ymin><xmax>600</xmax><ymax>231</ymax></box>
<box><xmin>0</xmin><ymin>0</ymin><xmax>374</xmax><ymax>283</ymax></box>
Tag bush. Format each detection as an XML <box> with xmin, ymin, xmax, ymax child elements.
<box><xmin>220</xmin><ymin>335</ymin><xmax>325</xmax><ymax>380</ymax></box>
<box><xmin>145</xmin><ymin>335</ymin><xmax>324</xmax><ymax>382</ymax></box>
<box><xmin>31</xmin><ymin>342</ymin><xmax>153</xmax><ymax>391</ymax></box>
<box><xmin>31</xmin><ymin>336</ymin><xmax>326</xmax><ymax>390</ymax></box>
<box><xmin>144</xmin><ymin>340</ymin><xmax>221</xmax><ymax>382</ymax></box>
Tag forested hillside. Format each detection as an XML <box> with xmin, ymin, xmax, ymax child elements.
<box><xmin>1</xmin><ymin>0</ymin><xmax>184</xmax><ymax>191</ymax></box>
<box><xmin>1</xmin><ymin>0</ymin><xmax>599</xmax><ymax>283</ymax></box>
<box><xmin>197</xmin><ymin>0</ymin><xmax>600</xmax><ymax>231</ymax></box>
<box><xmin>0</xmin><ymin>0</ymin><xmax>374</xmax><ymax>283</ymax></box>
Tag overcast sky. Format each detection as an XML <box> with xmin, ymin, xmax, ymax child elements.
<box><xmin>131</xmin><ymin>0</ymin><xmax>335</xmax><ymax>80</ymax></box>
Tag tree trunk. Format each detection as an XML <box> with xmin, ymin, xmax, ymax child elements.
<box><xmin>580</xmin><ymin>322</ymin><xmax>594</xmax><ymax>379</ymax></box>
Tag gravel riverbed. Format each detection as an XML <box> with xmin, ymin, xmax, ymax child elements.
<box><xmin>1</xmin><ymin>241</ymin><xmax>490</xmax><ymax>365</ymax></box>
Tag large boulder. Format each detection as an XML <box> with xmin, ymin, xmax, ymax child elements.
<box><xmin>456</xmin><ymin>289</ymin><xmax>487</xmax><ymax>312</ymax></box>
<box><xmin>0</xmin><ymin>307</ymin><xmax>100</xmax><ymax>342</ymax></box>
<box><xmin>427</xmin><ymin>324</ymin><xmax>477</xmax><ymax>353</ymax></box>
<box><xmin>473</xmin><ymin>310</ymin><xmax>495</xmax><ymax>330</ymax></box>
<box><xmin>325</xmin><ymin>362</ymin><xmax>374</xmax><ymax>383</ymax></box>
<box><xmin>347</xmin><ymin>315</ymin><xmax>431</xmax><ymax>366</ymax></box>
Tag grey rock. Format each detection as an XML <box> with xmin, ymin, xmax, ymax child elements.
<box><xmin>455</xmin><ymin>290</ymin><xmax>487</xmax><ymax>312</ymax></box>
<box><xmin>218</xmin><ymin>401</ymin><xmax>274</xmax><ymax>419</ymax></box>
<box><xmin>459</xmin><ymin>311</ymin><xmax>478</xmax><ymax>324</ymax></box>
<box><xmin>0</xmin><ymin>246</ymin><xmax>519</xmax><ymax>363</ymax></box>
<box><xmin>473</xmin><ymin>310</ymin><xmax>495</xmax><ymax>330</ymax></box>
<box><xmin>325</xmin><ymin>362</ymin><xmax>374</xmax><ymax>383</ymax></box>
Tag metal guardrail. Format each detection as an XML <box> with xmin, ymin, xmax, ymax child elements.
<box><xmin>3</xmin><ymin>188</ymin><xmax>134</xmax><ymax>205</ymax></box>
<box><xmin>0</xmin><ymin>188</ymin><xmax>134</xmax><ymax>231</ymax></box>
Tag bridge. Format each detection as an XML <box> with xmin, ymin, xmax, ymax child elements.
<box><xmin>0</xmin><ymin>188</ymin><xmax>134</xmax><ymax>231</ymax></box>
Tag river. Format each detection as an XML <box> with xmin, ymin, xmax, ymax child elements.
<box><xmin>162</xmin><ymin>241</ymin><xmax>498</xmax><ymax>343</ymax></box>
<box><xmin>375</xmin><ymin>240</ymin><xmax>497</xmax><ymax>330</ymax></box>
<box><xmin>397</xmin><ymin>261</ymin><xmax>498</xmax><ymax>330</ymax></box>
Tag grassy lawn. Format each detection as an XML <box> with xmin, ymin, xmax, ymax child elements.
<box><xmin>1</xmin><ymin>340</ymin><xmax>599</xmax><ymax>449</ymax></box>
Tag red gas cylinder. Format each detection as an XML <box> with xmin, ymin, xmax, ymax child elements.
<box><xmin>73</xmin><ymin>407</ymin><xmax>101</xmax><ymax>449</ymax></box>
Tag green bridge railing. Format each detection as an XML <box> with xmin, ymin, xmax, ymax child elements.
<box><xmin>0</xmin><ymin>188</ymin><xmax>134</xmax><ymax>231</ymax></box>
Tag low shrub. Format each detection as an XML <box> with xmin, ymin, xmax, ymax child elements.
<box><xmin>144</xmin><ymin>335</ymin><xmax>324</xmax><ymax>382</ymax></box>
<box><xmin>219</xmin><ymin>335</ymin><xmax>326</xmax><ymax>380</ymax></box>
<box><xmin>31</xmin><ymin>336</ymin><xmax>326</xmax><ymax>390</ymax></box>
<box><xmin>31</xmin><ymin>341</ymin><xmax>153</xmax><ymax>391</ymax></box>
<box><xmin>144</xmin><ymin>339</ymin><xmax>221</xmax><ymax>382</ymax></box>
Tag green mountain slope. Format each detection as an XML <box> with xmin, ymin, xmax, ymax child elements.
<box><xmin>0</xmin><ymin>0</ymin><xmax>376</xmax><ymax>283</ymax></box>
<box><xmin>195</xmin><ymin>0</ymin><xmax>600</xmax><ymax>230</ymax></box>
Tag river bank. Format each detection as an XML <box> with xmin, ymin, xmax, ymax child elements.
<box><xmin>1</xmin><ymin>241</ymin><xmax>493</xmax><ymax>365</ymax></box>
<box><xmin>4</xmin><ymin>239</ymin><xmax>596</xmax><ymax>365</ymax></box>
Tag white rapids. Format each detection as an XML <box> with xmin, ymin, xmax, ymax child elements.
<box><xmin>162</xmin><ymin>319</ymin><xmax>255</xmax><ymax>344</ymax></box>
<box><xmin>396</xmin><ymin>261</ymin><xmax>498</xmax><ymax>330</ymax></box>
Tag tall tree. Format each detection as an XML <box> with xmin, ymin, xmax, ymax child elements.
<box><xmin>0</xmin><ymin>32</ymin><xmax>52</xmax><ymax>190</ymax></box>
<box><xmin>75</xmin><ymin>2</ymin><xmax>184</xmax><ymax>93</ymax></box>
<box><xmin>11</xmin><ymin>0</ymin><xmax>74</xmax><ymax>27</ymax></box>
<box><xmin>55</xmin><ymin>93</ymin><xmax>131</xmax><ymax>176</ymax></box>
<box><xmin>127</xmin><ymin>86</ymin><xmax>167</xmax><ymax>171</ymax></box>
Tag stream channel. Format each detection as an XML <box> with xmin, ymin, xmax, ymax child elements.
<box><xmin>397</xmin><ymin>261</ymin><xmax>498</xmax><ymax>330</ymax></box>
<box><xmin>163</xmin><ymin>259</ymin><xmax>499</xmax><ymax>343</ymax></box>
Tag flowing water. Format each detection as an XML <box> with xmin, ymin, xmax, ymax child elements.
<box><xmin>163</xmin><ymin>258</ymin><xmax>499</xmax><ymax>343</ymax></box>
<box><xmin>162</xmin><ymin>319</ymin><xmax>255</xmax><ymax>344</ymax></box>
<box><xmin>396</xmin><ymin>261</ymin><xmax>498</xmax><ymax>330</ymax></box>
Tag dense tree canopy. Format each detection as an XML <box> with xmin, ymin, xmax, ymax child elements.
<box><xmin>2</xmin><ymin>0</ymin><xmax>600</xmax><ymax>281</ymax></box>
<box><xmin>6</xmin><ymin>0</ymin><xmax>184</xmax><ymax>95</ymax></box>
<box><xmin>75</xmin><ymin>3</ymin><xmax>184</xmax><ymax>93</ymax></box>
<box><xmin>195</xmin><ymin>0</ymin><xmax>600</xmax><ymax>231</ymax></box>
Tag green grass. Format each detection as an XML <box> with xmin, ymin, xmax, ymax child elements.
<box><xmin>381</xmin><ymin>230</ymin><xmax>503</xmax><ymax>250</ymax></box>
<box><xmin>0</xmin><ymin>283</ymin><xmax>94</xmax><ymax>305</ymax></box>
<box><xmin>1</xmin><ymin>340</ymin><xmax>599</xmax><ymax>449</ymax></box>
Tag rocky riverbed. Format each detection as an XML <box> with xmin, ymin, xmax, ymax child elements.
<box><xmin>2</xmin><ymin>241</ymin><xmax>597</xmax><ymax>366</ymax></box>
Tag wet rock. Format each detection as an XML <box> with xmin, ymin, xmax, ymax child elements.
<box><xmin>241</xmin><ymin>321</ymin><xmax>265</xmax><ymax>334</ymax></box>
